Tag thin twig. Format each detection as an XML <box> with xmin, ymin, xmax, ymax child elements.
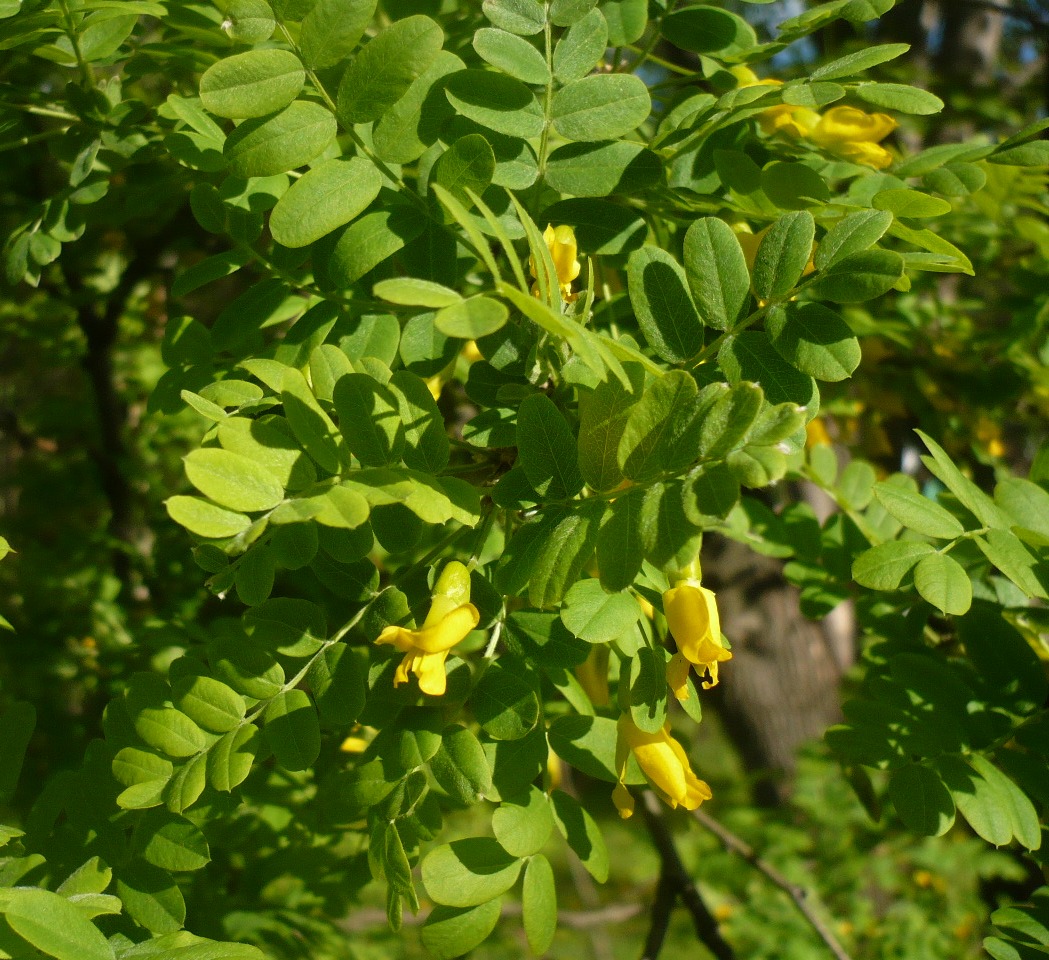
<box><xmin>640</xmin><ymin>792</ymin><xmax>736</xmax><ymax>960</ymax></box>
<box><xmin>692</xmin><ymin>808</ymin><xmax>855</xmax><ymax>960</ymax></box>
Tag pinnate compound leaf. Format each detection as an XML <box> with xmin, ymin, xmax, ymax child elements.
<box><xmin>199</xmin><ymin>49</ymin><xmax>304</xmax><ymax>119</ymax></box>
<box><xmin>299</xmin><ymin>0</ymin><xmax>376</xmax><ymax>69</ymax></box>
<box><xmin>522</xmin><ymin>854</ymin><xmax>557</xmax><ymax>954</ymax></box>
<box><xmin>421</xmin><ymin>901</ymin><xmax>503</xmax><ymax>960</ymax></box>
<box><xmin>422</xmin><ymin>838</ymin><xmax>522</xmax><ymax>907</ymax></box>
<box><xmin>269</xmin><ymin>156</ymin><xmax>382</xmax><ymax>247</ymax></box>
<box><xmin>627</xmin><ymin>245</ymin><xmax>703</xmax><ymax>363</ymax></box>
<box><xmin>683</xmin><ymin>216</ymin><xmax>750</xmax><ymax>331</ymax></box>
<box><xmin>223</xmin><ymin>101</ymin><xmax>336</xmax><ymax>178</ymax></box>
<box><xmin>3</xmin><ymin>888</ymin><xmax>115</xmax><ymax>960</ymax></box>
<box><xmin>337</xmin><ymin>15</ymin><xmax>444</xmax><ymax>124</ymax></box>
<box><xmin>889</xmin><ymin>763</ymin><xmax>955</xmax><ymax>836</ymax></box>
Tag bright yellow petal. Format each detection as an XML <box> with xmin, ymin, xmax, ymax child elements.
<box><xmin>414</xmin><ymin>650</ymin><xmax>450</xmax><ymax>696</ymax></box>
<box><xmin>667</xmin><ymin>652</ymin><xmax>691</xmax><ymax>701</ymax></box>
<box><xmin>612</xmin><ymin>781</ymin><xmax>635</xmax><ymax>819</ymax></box>
<box><xmin>663</xmin><ymin>582</ymin><xmax>721</xmax><ymax>666</ymax></box>
<box><xmin>811</xmin><ymin>106</ymin><xmax>896</xmax><ymax>145</ymax></box>
<box><xmin>405</xmin><ymin>603</ymin><xmax>480</xmax><ymax>654</ymax></box>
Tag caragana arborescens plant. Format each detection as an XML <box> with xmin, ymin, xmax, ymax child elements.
<box><xmin>1</xmin><ymin>0</ymin><xmax>1048</xmax><ymax>957</ymax></box>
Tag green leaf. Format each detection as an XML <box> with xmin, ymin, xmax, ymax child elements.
<box><xmin>916</xmin><ymin>430</ymin><xmax>1009</xmax><ymax>530</ymax></box>
<box><xmin>422</xmin><ymin>838</ymin><xmax>522</xmax><ymax>907</ymax></box>
<box><xmin>493</xmin><ymin>786</ymin><xmax>554</xmax><ymax>856</ymax></box>
<box><xmin>810</xmin><ymin>42</ymin><xmax>910</xmax><ymax>80</ymax></box>
<box><xmin>602</xmin><ymin>0</ymin><xmax>646</xmax><ymax>44</ymax></box>
<box><xmin>913</xmin><ymin>552</ymin><xmax>972</xmax><ymax>615</ymax></box>
<box><xmin>113</xmin><ymin>747</ymin><xmax>173</xmax><ymax>787</ymax></box>
<box><xmin>390</xmin><ymin>370</ymin><xmax>450</xmax><ymax>474</ymax></box>
<box><xmin>374</xmin><ymin>277</ymin><xmax>461</xmax><ymax>308</ymax></box>
<box><xmin>373</xmin><ymin>50</ymin><xmax>464</xmax><ymax>164</ymax></box>
<box><xmin>269</xmin><ymin>156</ymin><xmax>381</xmax><ymax>248</ymax></box>
<box><xmin>854</xmin><ymin>82</ymin><xmax>944</xmax><ymax>115</ymax></box>
<box><xmin>336</xmin><ymin>15</ymin><xmax>444</xmax><ymax>124</ymax></box>
<box><xmin>627</xmin><ymin>645</ymin><xmax>669</xmax><ymax>733</ymax></box>
<box><xmin>522</xmin><ymin>854</ymin><xmax>557</xmax><ymax>954</ymax></box>
<box><xmin>333</xmin><ymin>373</ymin><xmax>405</xmax><ymax>467</ymax></box>
<box><xmin>765</xmin><ymin>302</ymin><xmax>861</xmax><ymax>382</ymax></box>
<box><xmin>577</xmin><ymin>365</ymin><xmax>640</xmax><ymax>492</ymax></box>
<box><xmin>697</xmin><ymin>382</ymin><xmax>762</xmax><ymax>458</ymax></box>
<box><xmin>199</xmin><ymin>49</ymin><xmax>304</xmax><ymax>119</ymax></box>
<box><xmin>873</xmin><ymin>481</ymin><xmax>965</xmax><ymax>539</ymax></box>
<box><xmin>135</xmin><ymin>811</ymin><xmax>211</xmax><ymax>872</ymax></box>
<box><xmin>430</xmin><ymin>725</ymin><xmax>494</xmax><ymax>804</ymax></box>
<box><xmin>224</xmin><ymin>0</ymin><xmax>275</xmax><ymax>43</ymax></box>
<box><xmin>761</xmin><ymin>162</ymin><xmax>830</xmax><ymax>210</ymax></box>
<box><xmin>662</xmin><ymin>5</ymin><xmax>755</xmax><ymax>55</ymax></box>
<box><xmin>482</xmin><ymin>0</ymin><xmax>545</xmax><ymax>34</ymax></box>
<box><xmin>435</xmin><ymin>296</ymin><xmax>508</xmax><ymax>339</ymax></box>
<box><xmin>3</xmin><ymin>889</ymin><xmax>115</xmax><ymax>960</ymax></box>
<box><xmin>619</xmin><ymin>370</ymin><xmax>698</xmax><ymax>482</ymax></box>
<box><xmin>299</xmin><ymin>0</ymin><xmax>376</xmax><ymax>69</ymax></box>
<box><xmin>814</xmin><ymin>209</ymin><xmax>893</xmax><ymax>270</ymax></box>
<box><xmin>218</xmin><ymin>415</ymin><xmax>317</xmax><ymax>491</ymax></box>
<box><xmin>551</xmin><ymin>74</ymin><xmax>650</xmax><ymax>141</ymax></box>
<box><xmin>997</xmin><ymin>477</ymin><xmax>1049</xmax><ymax>540</ymax></box>
<box><xmin>184</xmin><ymin>448</ymin><xmax>285</xmax><ymax>513</ymax></box>
<box><xmin>872</xmin><ymin>188</ymin><xmax>952</xmax><ymax>218</ymax></box>
<box><xmin>545</xmin><ymin>139</ymin><xmax>661</xmax><ymax>197</ymax></box>
<box><xmin>968</xmin><ymin>755</ymin><xmax>1042</xmax><ymax>851</ymax></box>
<box><xmin>923</xmin><ymin>162</ymin><xmax>987</xmax><ymax>197</ymax></box>
<box><xmin>853</xmin><ymin>540</ymin><xmax>936</xmax><ymax>590</ymax></box>
<box><xmin>975</xmin><ymin>531</ymin><xmax>1049</xmax><ymax>600</ymax></box>
<box><xmin>322</xmin><ymin>205</ymin><xmax>427</xmax><ymax>288</ymax></box>
<box><xmin>421</xmin><ymin>901</ymin><xmax>503</xmax><ymax>960</ymax></box>
<box><xmin>207</xmin><ymin>726</ymin><xmax>260</xmax><ymax>792</ymax></box>
<box><xmin>990</xmin><ymin>140</ymin><xmax>1049</xmax><ymax>167</ymax></box>
<box><xmin>752</xmin><ymin>211</ymin><xmax>815</xmax><ymax>302</ymax></box>
<box><xmin>889</xmin><ymin>763</ymin><xmax>955</xmax><ymax>836</ymax></box>
<box><xmin>134</xmin><ymin>706</ymin><xmax>208</xmax><ymax>758</ymax></box>
<box><xmin>472</xmin><ymin>662</ymin><xmax>540</xmax><ymax>741</ymax></box>
<box><xmin>432</xmin><ymin>133</ymin><xmax>496</xmax><ymax>206</ymax></box>
<box><xmin>165</xmin><ymin>753</ymin><xmax>207</xmax><ymax>813</ymax></box>
<box><xmin>264</xmin><ymin>689</ymin><xmax>320</xmax><ymax>771</ymax></box>
<box><xmin>445</xmin><ymin>69</ymin><xmax>544</xmax><ymax>138</ymax></box>
<box><xmin>548</xmin><ymin>714</ymin><xmax>640</xmax><ymax>783</ymax></box>
<box><xmin>0</xmin><ymin>700</ymin><xmax>34</xmax><ymax>802</ymax></box>
<box><xmin>683</xmin><ymin>217</ymin><xmax>750</xmax><ymax>332</ymax></box>
<box><xmin>560</xmin><ymin>578</ymin><xmax>641</xmax><ymax>644</ymax></box>
<box><xmin>223</xmin><ymin>101</ymin><xmax>336</xmax><ymax>178</ymax></box>
<box><xmin>720</xmin><ymin>331</ymin><xmax>819</xmax><ymax>413</ymax></box>
<box><xmin>172</xmin><ymin>675</ymin><xmax>245</xmax><ymax>733</ymax></box>
<box><xmin>553</xmin><ymin>8</ymin><xmax>607</xmax><ymax>82</ymax></box>
<box><xmin>596</xmin><ymin>489</ymin><xmax>644</xmax><ymax>591</ymax></box>
<box><xmin>627</xmin><ymin>245</ymin><xmax>704</xmax><ymax>363</ymax></box>
<box><xmin>115</xmin><ymin>863</ymin><xmax>185</xmax><ymax>934</ymax></box>
<box><xmin>550</xmin><ymin>789</ymin><xmax>608</xmax><ymax>881</ymax></box>
<box><xmin>807</xmin><ymin>249</ymin><xmax>904</xmax><ymax>303</ymax></box>
<box><xmin>473</xmin><ymin>27</ymin><xmax>549</xmax><ymax>85</ymax></box>
<box><xmin>639</xmin><ymin>480</ymin><xmax>703</xmax><ymax>569</ymax></box>
<box><xmin>936</xmin><ymin>755</ymin><xmax>1014</xmax><ymax>846</ymax></box>
<box><xmin>517</xmin><ymin>393</ymin><xmax>584</xmax><ymax>501</ymax></box>
<box><xmin>307</xmin><ymin>644</ymin><xmax>365</xmax><ymax>725</ymax></box>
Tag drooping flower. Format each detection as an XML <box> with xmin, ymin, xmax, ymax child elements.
<box><xmin>663</xmin><ymin>578</ymin><xmax>731</xmax><ymax>691</ymax></box>
<box><xmin>758</xmin><ymin>104</ymin><xmax>821</xmax><ymax>139</ymax></box>
<box><xmin>612</xmin><ymin>715</ymin><xmax>712</xmax><ymax>818</ymax></box>
<box><xmin>757</xmin><ymin>100</ymin><xmax>898</xmax><ymax>169</ymax></box>
<box><xmin>530</xmin><ymin>224</ymin><xmax>581</xmax><ymax>303</ymax></box>
<box><xmin>375</xmin><ymin>561</ymin><xmax>479</xmax><ymax>697</ymax></box>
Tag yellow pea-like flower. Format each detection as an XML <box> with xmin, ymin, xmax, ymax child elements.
<box><xmin>810</xmin><ymin>105</ymin><xmax>897</xmax><ymax>147</ymax></box>
<box><xmin>662</xmin><ymin>579</ymin><xmax>731</xmax><ymax>691</ymax></box>
<box><xmin>530</xmin><ymin>224</ymin><xmax>581</xmax><ymax>303</ymax></box>
<box><xmin>612</xmin><ymin>715</ymin><xmax>712</xmax><ymax>818</ymax></box>
<box><xmin>375</xmin><ymin>561</ymin><xmax>479</xmax><ymax>697</ymax></box>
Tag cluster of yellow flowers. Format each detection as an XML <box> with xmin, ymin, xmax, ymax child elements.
<box><xmin>734</xmin><ymin>66</ymin><xmax>898</xmax><ymax>169</ymax></box>
<box><xmin>611</xmin><ymin>566</ymin><xmax>730</xmax><ymax>818</ymax></box>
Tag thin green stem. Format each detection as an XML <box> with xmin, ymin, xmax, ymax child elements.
<box><xmin>532</xmin><ymin>6</ymin><xmax>555</xmax><ymax>218</ymax></box>
<box><xmin>57</xmin><ymin>0</ymin><xmax>94</xmax><ymax>87</ymax></box>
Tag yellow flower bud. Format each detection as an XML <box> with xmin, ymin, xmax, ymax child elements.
<box><xmin>530</xmin><ymin>224</ymin><xmax>581</xmax><ymax>303</ymax></box>
<box><xmin>612</xmin><ymin>715</ymin><xmax>712</xmax><ymax>818</ymax></box>
<box><xmin>662</xmin><ymin>580</ymin><xmax>731</xmax><ymax>689</ymax></box>
<box><xmin>375</xmin><ymin>561</ymin><xmax>480</xmax><ymax>697</ymax></box>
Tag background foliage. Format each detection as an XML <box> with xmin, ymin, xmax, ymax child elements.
<box><xmin>1</xmin><ymin>0</ymin><xmax>1048</xmax><ymax>958</ymax></box>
